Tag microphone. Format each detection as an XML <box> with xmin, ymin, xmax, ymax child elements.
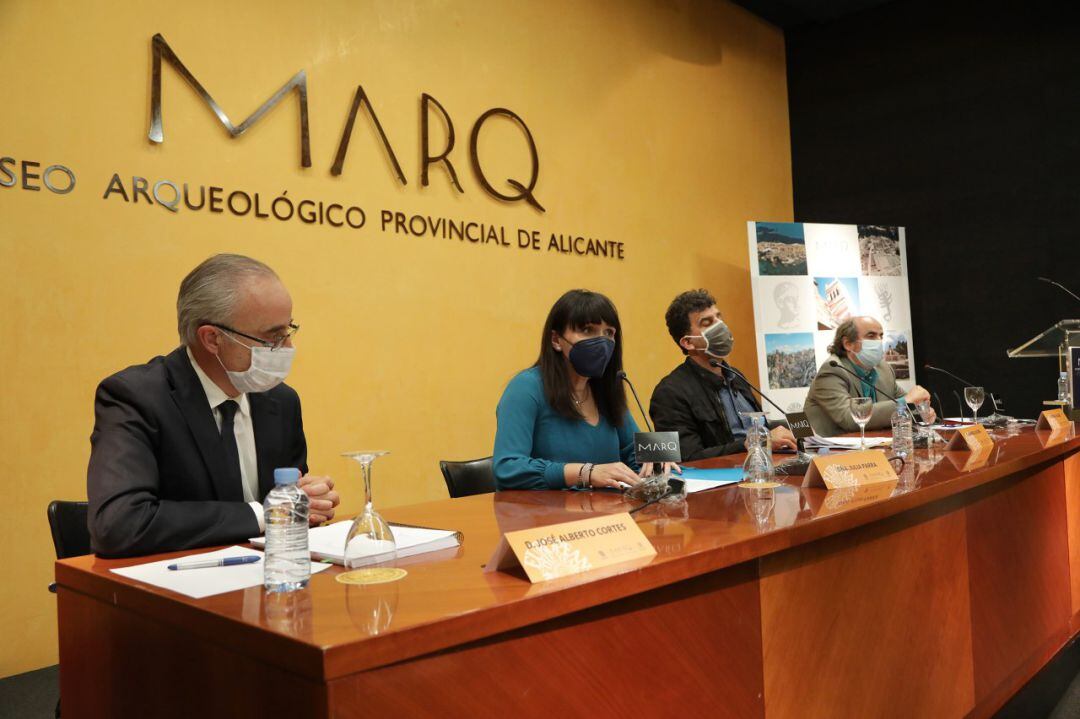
<box><xmin>708</xmin><ymin>360</ymin><xmax>787</xmax><ymax>417</ymax></box>
<box><xmin>952</xmin><ymin>390</ymin><xmax>965</xmax><ymax>421</ymax></box>
<box><xmin>1039</xmin><ymin>276</ymin><xmax>1080</xmax><ymax>304</ymax></box>
<box><xmin>617</xmin><ymin>371</ymin><xmax>654</xmax><ymax>432</ymax></box>
<box><xmin>932</xmin><ymin>391</ymin><xmax>946</xmax><ymax>421</ymax></box>
<box><xmin>629</xmin><ymin>478</ymin><xmax>686</xmax><ymax>514</ymax></box>
<box><xmin>923</xmin><ymin>363</ymin><xmax>978</xmax><ymax>387</ymax></box>
<box><xmin>925</xmin><ymin>363</ymin><xmax>1009</xmax><ymax>424</ymax></box>
<box><xmin>827</xmin><ymin>360</ymin><xmax>900</xmax><ymax>401</ymax></box>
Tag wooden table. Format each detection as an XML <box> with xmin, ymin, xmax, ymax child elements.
<box><xmin>57</xmin><ymin>425</ymin><xmax>1080</xmax><ymax>718</ymax></box>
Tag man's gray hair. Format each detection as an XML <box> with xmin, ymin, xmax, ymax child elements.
<box><xmin>827</xmin><ymin>318</ymin><xmax>861</xmax><ymax>358</ymax></box>
<box><xmin>177</xmin><ymin>254</ymin><xmax>279</xmax><ymax>346</ymax></box>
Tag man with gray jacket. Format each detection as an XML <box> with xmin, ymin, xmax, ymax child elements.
<box><xmin>804</xmin><ymin>316</ymin><xmax>935</xmax><ymax>436</ymax></box>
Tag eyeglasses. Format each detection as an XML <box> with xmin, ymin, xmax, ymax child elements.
<box><xmin>210</xmin><ymin>322</ymin><xmax>299</xmax><ymax>351</ymax></box>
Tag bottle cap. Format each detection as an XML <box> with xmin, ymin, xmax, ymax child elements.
<box><xmin>273</xmin><ymin>467</ymin><xmax>302</xmax><ymax>485</ymax></box>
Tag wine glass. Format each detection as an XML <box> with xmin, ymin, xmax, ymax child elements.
<box><xmin>964</xmin><ymin>386</ymin><xmax>985</xmax><ymax>425</ymax></box>
<box><xmin>741</xmin><ymin>485</ymin><xmax>776</xmax><ymax>530</ymax></box>
<box><xmin>341</xmin><ymin>451</ymin><xmax>396</xmax><ymax>570</ymax></box>
<box><xmin>850</xmin><ymin>397</ymin><xmax>874</xmax><ymax>449</ymax></box>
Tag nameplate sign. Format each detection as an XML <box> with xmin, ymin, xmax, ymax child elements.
<box><xmin>484</xmin><ymin>513</ymin><xmax>656</xmax><ymax>583</ymax></box>
<box><xmin>946</xmin><ymin>444</ymin><xmax>994</xmax><ymax>472</ymax></box>
<box><xmin>1038</xmin><ymin>426</ymin><xmax>1074</xmax><ymax>448</ymax></box>
<box><xmin>1036</xmin><ymin>408</ymin><xmax>1072</xmax><ymax>431</ymax></box>
<box><xmin>802</xmin><ymin>449</ymin><xmax>899</xmax><ymax>489</ymax></box>
<box><xmin>945</xmin><ymin>424</ymin><xmax>994</xmax><ymax>452</ymax></box>
<box><xmin>785</xmin><ymin>412</ymin><xmax>815</xmax><ymax>440</ymax></box>
<box><xmin>810</xmin><ymin>480</ymin><xmax>899</xmax><ymax>518</ymax></box>
<box><xmin>634</xmin><ymin>431</ymin><xmax>681</xmax><ymax>463</ymax></box>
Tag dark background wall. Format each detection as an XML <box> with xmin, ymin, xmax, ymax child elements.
<box><xmin>782</xmin><ymin>0</ymin><xmax>1080</xmax><ymax>417</ymax></box>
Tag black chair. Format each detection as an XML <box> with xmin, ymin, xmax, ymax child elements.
<box><xmin>46</xmin><ymin>501</ymin><xmax>91</xmax><ymax>593</ymax></box>
<box><xmin>439</xmin><ymin>457</ymin><xmax>496</xmax><ymax>498</ymax></box>
<box><xmin>47</xmin><ymin>501</ymin><xmax>89</xmax><ymax>719</ymax></box>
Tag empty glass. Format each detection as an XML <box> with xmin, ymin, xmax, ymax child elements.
<box><xmin>964</xmin><ymin>386</ymin><xmax>985</xmax><ymax>425</ymax></box>
<box><xmin>850</xmin><ymin>397</ymin><xmax>874</xmax><ymax>449</ymax></box>
<box><xmin>914</xmin><ymin>399</ymin><xmax>938</xmax><ymax>444</ymax></box>
<box><xmin>742</xmin><ymin>485</ymin><xmax>776</xmax><ymax>530</ymax></box>
<box><xmin>341</xmin><ymin>451</ymin><xmax>396</xmax><ymax>570</ymax></box>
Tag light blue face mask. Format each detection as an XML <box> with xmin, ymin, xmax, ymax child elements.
<box><xmin>855</xmin><ymin>339</ymin><xmax>884</xmax><ymax>368</ymax></box>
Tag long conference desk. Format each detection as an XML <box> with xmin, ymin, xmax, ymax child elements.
<box><xmin>57</xmin><ymin>425</ymin><xmax>1080</xmax><ymax>718</ymax></box>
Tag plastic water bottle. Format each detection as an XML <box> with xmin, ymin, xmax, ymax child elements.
<box><xmin>1059</xmin><ymin>372</ymin><xmax>1070</xmax><ymax>403</ymax></box>
<box><xmin>891</xmin><ymin>398</ymin><xmax>914</xmax><ymax>460</ymax></box>
<box><xmin>263</xmin><ymin>467</ymin><xmax>310</xmax><ymax>592</ymax></box>
<box><xmin>743</xmin><ymin>414</ymin><xmax>774</xmax><ymax>483</ymax></box>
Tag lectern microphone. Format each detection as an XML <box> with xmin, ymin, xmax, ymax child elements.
<box><xmin>1038</xmin><ymin>276</ymin><xmax>1080</xmax><ymax>304</ymax></box>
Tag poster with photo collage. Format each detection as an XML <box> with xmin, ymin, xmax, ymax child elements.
<box><xmin>747</xmin><ymin>221</ymin><xmax>916</xmax><ymax>420</ymax></box>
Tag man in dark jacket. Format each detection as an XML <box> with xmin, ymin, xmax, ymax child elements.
<box><xmin>87</xmin><ymin>254</ymin><xmax>339</xmax><ymax>557</ymax></box>
<box><xmin>649</xmin><ymin>289</ymin><xmax>797</xmax><ymax>460</ymax></box>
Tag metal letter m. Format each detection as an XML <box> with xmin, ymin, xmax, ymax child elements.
<box><xmin>147</xmin><ymin>33</ymin><xmax>311</xmax><ymax>167</ymax></box>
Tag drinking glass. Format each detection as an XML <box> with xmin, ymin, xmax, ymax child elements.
<box><xmin>964</xmin><ymin>386</ymin><xmax>985</xmax><ymax>425</ymax></box>
<box><xmin>850</xmin><ymin>397</ymin><xmax>874</xmax><ymax>449</ymax></box>
<box><xmin>341</xmin><ymin>451</ymin><xmax>396</xmax><ymax>569</ymax></box>
<box><xmin>915</xmin><ymin>399</ymin><xmax>937</xmax><ymax>444</ymax></box>
<box><xmin>742</xmin><ymin>485</ymin><xmax>776</xmax><ymax>530</ymax></box>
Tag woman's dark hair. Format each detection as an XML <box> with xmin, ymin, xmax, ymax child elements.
<box><xmin>535</xmin><ymin>289</ymin><xmax>629</xmax><ymax>426</ymax></box>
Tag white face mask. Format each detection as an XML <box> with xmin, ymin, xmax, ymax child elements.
<box><xmin>217</xmin><ymin>332</ymin><xmax>295</xmax><ymax>394</ymax></box>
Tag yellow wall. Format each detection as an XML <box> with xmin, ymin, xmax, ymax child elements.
<box><xmin>0</xmin><ymin>0</ymin><xmax>791</xmax><ymax>676</ymax></box>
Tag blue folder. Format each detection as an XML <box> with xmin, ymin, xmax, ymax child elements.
<box><xmin>677</xmin><ymin>466</ymin><xmax>744</xmax><ymax>484</ymax></box>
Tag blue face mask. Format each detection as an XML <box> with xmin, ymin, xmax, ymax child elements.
<box><xmin>855</xmin><ymin>339</ymin><xmax>884</xmax><ymax>368</ymax></box>
<box><xmin>563</xmin><ymin>335</ymin><xmax>615</xmax><ymax>378</ymax></box>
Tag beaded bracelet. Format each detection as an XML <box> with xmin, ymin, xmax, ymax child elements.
<box><xmin>578</xmin><ymin>462</ymin><xmax>594</xmax><ymax>489</ymax></box>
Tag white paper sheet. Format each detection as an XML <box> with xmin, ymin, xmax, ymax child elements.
<box><xmin>250</xmin><ymin>521</ymin><xmax>460</xmax><ymax>565</ymax></box>
<box><xmin>803</xmin><ymin>435</ymin><xmax>892</xmax><ymax>450</ymax></box>
<box><xmin>110</xmin><ymin>545</ymin><xmax>331</xmax><ymax>599</ymax></box>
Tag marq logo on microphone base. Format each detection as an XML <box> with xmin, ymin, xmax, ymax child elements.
<box><xmin>635</xmin><ymin>432</ymin><xmax>682</xmax><ymax>463</ymax></box>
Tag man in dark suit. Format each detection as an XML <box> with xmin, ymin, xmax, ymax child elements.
<box><xmin>87</xmin><ymin>254</ymin><xmax>339</xmax><ymax>557</ymax></box>
<box><xmin>650</xmin><ymin>289</ymin><xmax>798</xmax><ymax>460</ymax></box>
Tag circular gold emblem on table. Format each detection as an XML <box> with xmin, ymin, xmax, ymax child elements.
<box><xmin>336</xmin><ymin>567</ymin><xmax>408</xmax><ymax>585</ymax></box>
<box><xmin>737</xmin><ymin>481</ymin><xmax>782</xmax><ymax>489</ymax></box>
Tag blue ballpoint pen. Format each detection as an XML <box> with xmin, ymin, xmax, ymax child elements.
<box><xmin>167</xmin><ymin>555</ymin><xmax>261</xmax><ymax>571</ymax></box>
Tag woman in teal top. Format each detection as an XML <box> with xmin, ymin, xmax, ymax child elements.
<box><xmin>493</xmin><ymin>289</ymin><xmax>645</xmax><ymax>491</ymax></box>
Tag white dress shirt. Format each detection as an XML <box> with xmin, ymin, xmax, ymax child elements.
<box><xmin>186</xmin><ymin>349</ymin><xmax>265</xmax><ymax>532</ymax></box>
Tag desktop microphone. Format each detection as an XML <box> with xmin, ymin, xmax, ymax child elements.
<box><xmin>629</xmin><ymin>478</ymin><xmax>686</xmax><ymax>514</ymax></box>
<box><xmin>932</xmin><ymin>391</ymin><xmax>946</xmax><ymax>421</ymax></box>
<box><xmin>923</xmin><ymin>363</ymin><xmax>978</xmax><ymax>387</ymax></box>
<box><xmin>952</xmin><ymin>390</ymin><xmax>966</xmax><ymax>421</ymax></box>
<box><xmin>708</xmin><ymin>360</ymin><xmax>788</xmax><ymax>417</ymax></box>
<box><xmin>827</xmin><ymin>360</ymin><xmax>900</xmax><ymax>401</ymax></box>
<box><xmin>617</xmin><ymin>371</ymin><xmax>654</xmax><ymax>432</ymax></box>
<box><xmin>1038</xmin><ymin>276</ymin><xmax>1080</xmax><ymax>304</ymax></box>
<box><xmin>708</xmin><ymin>360</ymin><xmax>809</xmax><ymax>457</ymax></box>
<box><xmin>925</xmin><ymin>363</ymin><xmax>1005</xmax><ymax>420</ymax></box>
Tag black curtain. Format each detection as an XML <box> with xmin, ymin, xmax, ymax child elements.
<box><xmin>786</xmin><ymin>0</ymin><xmax>1080</xmax><ymax>417</ymax></box>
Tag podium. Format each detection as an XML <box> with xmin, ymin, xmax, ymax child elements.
<box><xmin>1008</xmin><ymin>319</ymin><xmax>1080</xmax><ymax>419</ymax></box>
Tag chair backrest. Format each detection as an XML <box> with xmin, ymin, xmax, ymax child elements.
<box><xmin>439</xmin><ymin>457</ymin><xmax>496</xmax><ymax>498</ymax></box>
<box><xmin>47</xmin><ymin>500</ymin><xmax>91</xmax><ymax>559</ymax></box>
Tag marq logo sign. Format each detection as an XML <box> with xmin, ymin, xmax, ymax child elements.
<box><xmin>147</xmin><ymin>33</ymin><xmax>544</xmax><ymax>211</ymax></box>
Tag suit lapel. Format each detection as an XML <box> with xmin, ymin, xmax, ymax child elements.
<box><xmin>250</xmin><ymin>392</ymin><xmax>281</xmax><ymax>499</ymax></box>
<box><xmin>165</xmin><ymin>347</ymin><xmax>243</xmax><ymax>502</ymax></box>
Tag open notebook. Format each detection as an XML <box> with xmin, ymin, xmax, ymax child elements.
<box><xmin>251</xmin><ymin>521</ymin><xmax>461</xmax><ymax>566</ymax></box>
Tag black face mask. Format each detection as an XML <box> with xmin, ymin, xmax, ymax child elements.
<box><xmin>562</xmin><ymin>335</ymin><xmax>616</xmax><ymax>378</ymax></box>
